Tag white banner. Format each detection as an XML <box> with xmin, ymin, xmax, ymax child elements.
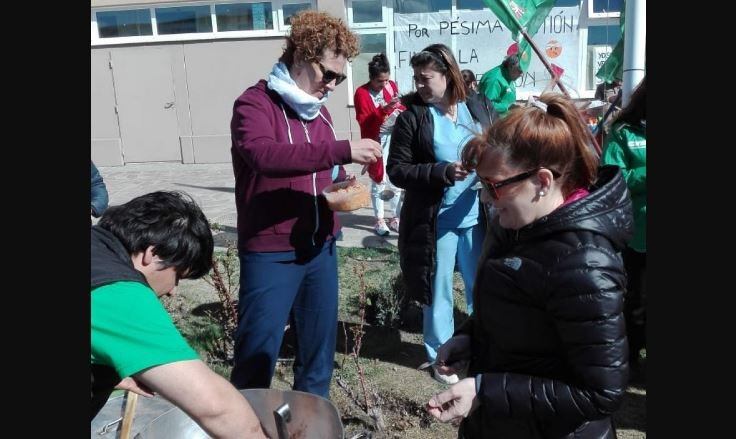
<box><xmin>393</xmin><ymin>6</ymin><xmax>581</xmax><ymax>100</ymax></box>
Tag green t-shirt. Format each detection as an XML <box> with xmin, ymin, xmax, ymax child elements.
<box><xmin>602</xmin><ymin>122</ymin><xmax>646</xmax><ymax>252</ymax></box>
<box><xmin>91</xmin><ymin>281</ymin><xmax>199</xmax><ymax>379</ymax></box>
<box><xmin>478</xmin><ymin>65</ymin><xmax>516</xmax><ymax>117</ymax></box>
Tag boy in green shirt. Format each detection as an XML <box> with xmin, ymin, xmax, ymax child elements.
<box><xmin>478</xmin><ymin>54</ymin><xmax>523</xmax><ymax>117</ymax></box>
<box><xmin>91</xmin><ymin>191</ymin><xmax>266</xmax><ymax>438</ymax></box>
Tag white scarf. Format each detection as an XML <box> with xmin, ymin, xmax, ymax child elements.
<box><xmin>267</xmin><ymin>62</ymin><xmax>329</xmax><ymax>121</ymax></box>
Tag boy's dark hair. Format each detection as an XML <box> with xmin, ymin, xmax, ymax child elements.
<box><xmin>98</xmin><ymin>191</ymin><xmax>214</xmax><ymax>279</ymax></box>
<box><xmin>614</xmin><ymin>76</ymin><xmax>646</xmax><ymax>126</ymax></box>
<box><xmin>368</xmin><ymin>53</ymin><xmax>390</xmax><ymax>79</ymax></box>
<box><xmin>461</xmin><ymin>69</ymin><xmax>476</xmax><ymax>85</ymax></box>
<box><xmin>502</xmin><ymin>54</ymin><xmax>520</xmax><ymax>71</ymax></box>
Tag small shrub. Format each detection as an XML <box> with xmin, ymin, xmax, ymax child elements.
<box><xmin>366</xmin><ymin>271</ymin><xmax>407</xmax><ymax>328</ymax></box>
<box><xmin>202</xmin><ymin>243</ymin><xmax>239</xmax><ymax>364</ymax></box>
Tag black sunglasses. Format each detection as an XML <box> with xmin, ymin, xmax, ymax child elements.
<box><xmin>481</xmin><ymin>167</ymin><xmax>561</xmax><ymax>200</ymax></box>
<box><xmin>317</xmin><ymin>62</ymin><xmax>347</xmax><ymax>86</ymax></box>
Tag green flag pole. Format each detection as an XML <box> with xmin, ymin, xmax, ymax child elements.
<box><xmin>517</xmin><ymin>27</ymin><xmax>569</xmax><ymax>97</ymax></box>
<box><xmin>494</xmin><ymin>0</ymin><xmax>569</xmax><ymax>97</ymax></box>
<box><xmin>490</xmin><ymin>0</ymin><xmax>602</xmax><ymax>155</ymax></box>
<box><xmin>517</xmin><ymin>27</ymin><xmax>602</xmax><ymax>155</ymax></box>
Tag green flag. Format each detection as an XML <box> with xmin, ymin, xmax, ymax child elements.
<box><xmin>482</xmin><ymin>0</ymin><xmax>556</xmax><ymax>71</ymax></box>
<box><xmin>596</xmin><ymin>0</ymin><xmax>625</xmax><ymax>83</ymax></box>
<box><xmin>596</xmin><ymin>38</ymin><xmax>623</xmax><ymax>83</ymax></box>
<box><xmin>517</xmin><ymin>39</ymin><xmax>533</xmax><ymax>72</ymax></box>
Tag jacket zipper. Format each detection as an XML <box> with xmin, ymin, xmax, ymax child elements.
<box><xmin>300</xmin><ymin>120</ymin><xmax>319</xmax><ymax>247</ymax></box>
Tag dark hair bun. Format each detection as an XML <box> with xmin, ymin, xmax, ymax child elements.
<box><xmin>370</xmin><ymin>53</ymin><xmax>388</xmax><ymax>68</ymax></box>
<box><xmin>372</xmin><ymin>53</ymin><xmax>386</xmax><ymax>63</ymax></box>
<box><xmin>368</xmin><ymin>53</ymin><xmax>391</xmax><ymax>79</ymax></box>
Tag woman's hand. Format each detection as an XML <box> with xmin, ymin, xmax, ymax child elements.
<box><xmin>435</xmin><ymin>334</ymin><xmax>471</xmax><ymax>375</ymax></box>
<box><xmin>426</xmin><ymin>377</ymin><xmax>479</xmax><ymax>423</ymax></box>
<box><xmin>450</xmin><ymin>161</ymin><xmax>469</xmax><ymax>181</ymax></box>
<box><xmin>345</xmin><ymin>174</ymin><xmax>361</xmax><ymax>187</ymax></box>
<box><xmin>386</xmin><ymin>96</ymin><xmax>400</xmax><ymax>109</ymax></box>
<box><xmin>382</xmin><ymin>96</ymin><xmax>400</xmax><ymax>110</ymax></box>
<box><xmin>350</xmin><ymin>138</ymin><xmax>382</xmax><ymax>164</ymax></box>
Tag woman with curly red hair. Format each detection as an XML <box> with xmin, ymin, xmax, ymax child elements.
<box><xmin>229</xmin><ymin>10</ymin><xmax>381</xmax><ymax>397</ymax></box>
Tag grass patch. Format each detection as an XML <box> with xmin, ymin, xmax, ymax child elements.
<box><xmin>162</xmin><ymin>244</ymin><xmax>643</xmax><ymax>438</ymax></box>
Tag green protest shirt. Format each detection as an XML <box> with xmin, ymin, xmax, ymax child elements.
<box><xmin>91</xmin><ymin>281</ymin><xmax>199</xmax><ymax>379</ymax></box>
<box><xmin>479</xmin><ymin>65</ymin><xmax>516</xmax><ymax>117</ymax></box>
<box><xmin>602</xmin><ymin>122</ymin><xmax>647</xmax><ymax>252</ymax></box>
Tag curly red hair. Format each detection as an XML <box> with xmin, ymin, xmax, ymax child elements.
<box><xmin>279</xmin><ymin>10</ymin><xmax>360</xmax><ymax>67</ymax></box>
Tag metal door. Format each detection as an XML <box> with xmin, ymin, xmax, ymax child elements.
<box><xmin>111</xmin><ymin>47</ymin><xmax>181</xmax><ymax>163</ymax></box>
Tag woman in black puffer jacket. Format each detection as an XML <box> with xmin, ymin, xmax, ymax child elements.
<box><xmin>426</xmin><ymin>93</ymin><xmax>633</xmax><ymax>439</ymax></box>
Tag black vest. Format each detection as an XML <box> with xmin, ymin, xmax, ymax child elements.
<box><xmin>90</xmin><ymin>226</ymin><xmax>149</xmax><ymax>419</ymax></box>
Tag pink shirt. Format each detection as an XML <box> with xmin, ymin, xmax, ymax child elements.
<box><xmin>561</xmin><ymin>188</ymin><xmax>590</xmax><ymax>207</ymax></box>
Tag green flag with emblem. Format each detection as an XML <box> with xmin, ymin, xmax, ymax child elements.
<box><xmin>482</xmin><ymin>0</ymin><xmax>555</xmax><ymax>71</ymax></box>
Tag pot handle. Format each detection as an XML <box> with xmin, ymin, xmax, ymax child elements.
<box><xmin>273</xmin><ymin>403</ymin><xmax>291</xmax><ymax>439</ymax></box>
<box><xmin>119</xmin><ymin>391</ymin><xmax>139</xmax><ymax>439</ymax></box>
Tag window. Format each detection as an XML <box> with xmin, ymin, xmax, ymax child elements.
<box><xmin>282</xmin><ymin>2</ymin><xmax>311</xmax><ymax>25</ymax></box>
<box><xmin>155</xmin><ymin>6</ymin><xmax>213</xmax><ymax>34</ymax></box>
<box><xmin>97</xmin><ymin>9</ymin><xmax>152</xmax><ymax>38</ymax></box>
<box><xmin>592</xmin><ymin>0</ymin><xmax>623</xmax><ymax>13</ymax></box>
<box><xmin>456</xmin><ymin>0</ymin><xmax>486</xmax><ymax>10</ymax></box>
<box><xmin>216</xmin><ymin>2</ymin><xmax>274</xmax><ymax>31</ymax></box>
<box><xmin>352</xmin><ymin>0</ymin><xmax>383</xmax><ymax>23</ymax></box>
<box><xmin>587</xmin><ymin>25</ymin><xmax>621</xmax><ymax>45</ymax></box>
<box><xmin>351</xmin><ymin>33</ymin><xmax>387</xmax><ymax>93</ymax></box>
<box><xmin>92</xmin><ymin>1</ymin><xmax>316</xmax><ymax>45</ymax></box>
<box><xmin>393</xmin><ymin>0</ymin><xmax>451</xmax><ymax>14</ymax></box>
<box><xmin>346</xmin><ymin>1</ymin><xmax>389</xmax><ymax>104</ymax></box>
<box><xmin>588</xmin><ymin>0</ymin><xmax>621</xmax><ymax>18</ymax></box>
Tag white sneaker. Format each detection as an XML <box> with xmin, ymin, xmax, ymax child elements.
<box><xmin>374</xmin><ymin>218</ymin><xmax>390</xmax><ymax>236</ymax></box>
<box><xmin>431</xmin><ymin>364</ymin><xmax>459</xmax><ymax>385</ymax></box>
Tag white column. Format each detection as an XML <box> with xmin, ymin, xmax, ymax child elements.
<box><xmin>622</xmin><ymin>0</ymin><xmax>646</xmax><ymax>106</ymax></box>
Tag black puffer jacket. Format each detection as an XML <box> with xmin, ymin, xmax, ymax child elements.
<box><xmin>457</xmin><ymin>165</ymin><xmax>633</xmax><ymax>439</ymax></box>
<box><xmin>387</xmin><ymin>92</ymin><xmax>498</xmax><ymax>305</ymax></box>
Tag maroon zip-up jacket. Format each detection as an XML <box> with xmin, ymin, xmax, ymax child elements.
<box><xmin>230</xmin><ymin>80</ymin><xmax>352</xmax><ymax>254</ymax></box>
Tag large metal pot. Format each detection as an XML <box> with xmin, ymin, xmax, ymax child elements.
<box><xmin>135</xmin><ymin>388</ymin><xmax>343</xmax><ymax>439</ymax></box>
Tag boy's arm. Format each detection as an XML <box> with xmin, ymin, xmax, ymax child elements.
<box><xmin>137</xmin><ymin>360</ymin><xmax>268</xmax><ymax>439</ymax></box>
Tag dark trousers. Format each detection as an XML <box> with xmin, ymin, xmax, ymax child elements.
<box><xmin>230</xmin><ymin>241</ymin><xmax>338</xmax><ymax>398</ymax></box>
<box><xmin>623</xmin><ymin>247</ymin><xmax>646</xmax><ymax>363</ymax></box>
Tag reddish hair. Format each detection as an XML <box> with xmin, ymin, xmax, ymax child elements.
<box><xmin>462</xmin><ymin>93</ymin><xmax>599</xmax><ymax>195</ymax></box>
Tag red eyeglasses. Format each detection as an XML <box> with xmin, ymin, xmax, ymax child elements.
<box><xmin>480</xmin><ymin>167</ymin><xmax>561</xmax><ymax>200</ymax></box>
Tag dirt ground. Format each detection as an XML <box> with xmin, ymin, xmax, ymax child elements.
<box><xmin>165</xmin><ymin>244</ymin><xmax>646</xmax><ymax>438</ymax></box>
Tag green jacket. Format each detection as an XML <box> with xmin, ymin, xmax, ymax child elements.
<box><xmin>478</xmin><ymin>65</ymin><xmax>516</xmax><ymax>117</ymax></box>
<box><xmin>602</xmin><ymin>121</ymin><xmax>646</xmax><ymax>252</ymax></box>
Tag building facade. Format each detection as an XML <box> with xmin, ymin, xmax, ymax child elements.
<box><xmin>91</xmin><ymin>0</ymin><xmax>625</xmax><ymax>165</ymax></box>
